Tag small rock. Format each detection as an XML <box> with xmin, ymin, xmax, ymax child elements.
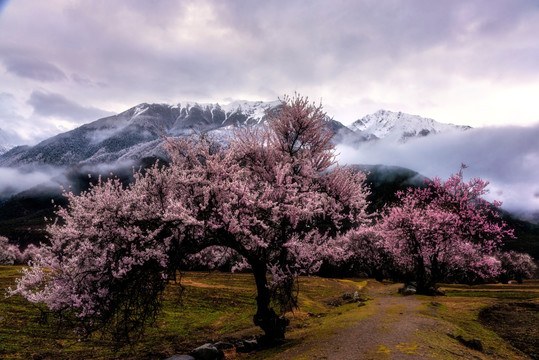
<box><xmin>358</xmin><ymin>302</ymin><xmax>366</xmax><ymax>307</ymax></box>
<box><xmin>164</xmin><ymin>355</ymin><xmax>196</xmax><ymax>360</ymax></box>
<box><xmin>189</xmin><ymin>343</ymin><xmax>224</xmax><ymax>360</ymax></box>
<box><xmin>342</xmin><ymin>293</ymin><xmax>353</xmax><ymax>300</ymax></box>
<box><xmin>236</xmin><ymin>338</ymin><xmax>258</xmax><ymax>353</ymax></box>
<box><xmin>399</xmin><ymin>284</ymin><xmax>417</xmax><ymax>296</ymax></box>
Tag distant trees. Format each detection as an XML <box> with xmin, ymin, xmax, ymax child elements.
<box><xmin>497</xmin><ymin>250</ymin><xmax>537</xmax><ymax>283</ymax></box>
<box><xmin>0</xmin><ymin>237</ymin><xmax>39</xmax><ymax>265</ymax></box>
<box><xmin>0</xmin><ymin>236</ymin><xmax>17</xmax><ymax>265</ymax></box>
<box><xmin>9</xmin><ymin>95</ymin><xmax>371</xmax><ymax>343</ymax></box>
<box><xmin>377</xmin><ymin>166</ymin><xmax>515</xmax><ymax>293</ymax></box>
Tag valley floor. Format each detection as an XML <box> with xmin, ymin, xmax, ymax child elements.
<box><xmin>1</xmin><ymin>267</ymin><xmax>537</xmax><ymax>359</ymax></box>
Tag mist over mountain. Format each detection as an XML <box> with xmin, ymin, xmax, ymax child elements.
<box><xmin>0</xmin><ymin>99</ymin><xmax>536</xmax><ymax>225</ymax></box>
<box><xmin>337</xmin><ymin>123</ymin><xmax>539</xmax><ymax>223</ymax></box>
<box><xmin>0</xmin><ymin>102</ymin><xmax>466</xmax><ymax>168</ymax></box>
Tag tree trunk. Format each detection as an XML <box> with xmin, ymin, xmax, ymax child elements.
<box><xmin>251</xmin><ymin>263</ymin><xmax>289</xmax><ymax>343</ymax></box>
<box><xmin>414</xmin><ymin>255</ymin><xmax>430</xmax><ymax>294</ymax></box>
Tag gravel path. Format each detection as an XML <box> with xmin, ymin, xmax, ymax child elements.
<box><xmin>311</xmin><ymin>282</ymin><xmax>439</xmax><ymax>359</ymax></box>
<box><xmin>273</xmin><ymin>281</ymin><xmax>441</xmax><ymax>360</ymax></box>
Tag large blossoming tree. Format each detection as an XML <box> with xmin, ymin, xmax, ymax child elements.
<box><xmin>378</xmin><ymin>165</ymin><xmax>514</xmax><ymax>294</ymax></box>
<box><xmin>10</xmin><ymin>95</ymin><xmax>371</xmax><ymax>343</ymax></box>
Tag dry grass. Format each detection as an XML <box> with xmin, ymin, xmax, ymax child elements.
<box><xmin>1</xmin><ymin>266</ymin><xmax>537</xmax><ymax>360</ymax></box>
<box><xmin>0</xmin><ymin>266</ymin><xmax>365</xmax><ymax>360</ymax></box>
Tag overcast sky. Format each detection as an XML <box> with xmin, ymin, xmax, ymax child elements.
<box><xmin>0</xmin><ymin>0</ymin><xmax>538</xmax><ymax>219</ymax></box>
<box><xmin>1</xmin><ymin>0</ymin><xmax>539</xmax><ymax>144</ymax></box>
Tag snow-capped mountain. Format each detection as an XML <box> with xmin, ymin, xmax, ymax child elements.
<box><xmin>350</xmin><ymin>110</ymin><xmax>470</xmax><ymax>142</ymax></box>
<box><xmin>0</xmin><ymin>100</ymin><xmax>354</xmax><ymax>168</ymax></box>
<box><xmin>0</xmin><ymin>103</ymin><xmax>471</xmax><ymax>169</ymax></box>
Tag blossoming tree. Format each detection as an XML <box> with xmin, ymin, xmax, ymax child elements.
<box><xmin>497</xmin><ymin>250</ymin><xmax>537</xmax><ymax>283</ymax></box>
<box><xmin>378</xmin><ymin>165</ymin><xmax>514</xmax><ymax>294</ymax></box>
<box><xmin>10</xmin><ymin>95</ymin><xmax>371</xmax><ymax>343</ymax></box>
<box><xmin>0</xmin><ymin>236</ymin><xmax>18</xmax><ymax>265</ymax></box>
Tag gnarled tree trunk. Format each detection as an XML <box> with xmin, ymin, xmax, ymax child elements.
<box><xmin>251</xmin><ymin>263</ymin><xmax>289</xmax><ymax>343</ymax></box>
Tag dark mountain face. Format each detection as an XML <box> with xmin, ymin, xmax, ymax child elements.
<box><xmin>0</xmin><ymin>103</ymin><xmax>179</xmax><ymax>167</ymax></box>
<box><xmin>0</xmin><ymin>101</ymin><xmax>357</xmax><ymax>169</ymax></box>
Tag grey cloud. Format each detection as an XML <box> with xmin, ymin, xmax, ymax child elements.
<box><xmin>337</xmin><ymin>124</ymin><xmax>539</xmax><ymax>218</ymax></box>
<box><xmin>28</xmin><ymin>91</ymin><xmax>113</xmax><ymax>122</ymax></box>
<box><xmin>3</xmin><ymin>56</ymin><xmax>67</xmax><ymax>82</ymax></box>
<box><xmin>210</xmin><ymin>0</ymin><xmax>539</xmax><ymax>78</ymax></box>
<box><xmin>0</xmin><ymin>166</ymin><xmax>63</xmax><ymax>197</ymax></box>
<box><xmin>71</xmin><ymin>74</ymin><xmax>107</xmax><ymax>88</ymax></box>
<box><xmin>0</xmin><ymin>0</ymin><xmax>539</xmax><ymax>136</ymax></box>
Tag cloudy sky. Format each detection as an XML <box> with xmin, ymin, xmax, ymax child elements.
<box><xmin>0</xmin><ymin>0</ymin><xmax>538</xmax><ymax>219</ymax></box>
<box><xmin>1</xmin><ymin>0</ymin><xmax>539</xmax><ymax>144</ymax></box>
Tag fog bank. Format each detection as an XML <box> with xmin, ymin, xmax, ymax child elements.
<box><xmin>337</xmin><ymin>124</ymin><xmax>539</xmax><ymax>221</ymax></box>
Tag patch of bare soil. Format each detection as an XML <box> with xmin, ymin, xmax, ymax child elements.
<box><xmin>313</xmin><ymin>282</ymin><xmax>438</xmax><ymax>360</ymax></box>
<box><xmin>478</xmin><ymin>302</ymin><xmax>539</xmax><ymax>360</ymax></box>
<box><xmin>272</xmin><ymin>281</ymin><xmax>440</xmax><ymax>360</ymax></box>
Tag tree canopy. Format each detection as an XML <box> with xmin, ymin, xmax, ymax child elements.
<box><xmin>10</xmin><ymin>95</ymin><xmax>371</xmax><ymax>343</ymax></box>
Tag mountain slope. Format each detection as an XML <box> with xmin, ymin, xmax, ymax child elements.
<box><xmin>0</xmin><ymin>100</ymin><xmax>358</xmax><ymax>168</ymax></box>
<box><xmin>350</xmin><ymin>110</ymin><xmax>470</xmax><ymax>142</ymax></box>
<box><xmin>0</xmin><ymin>101</ymin><xmax>272</xmax><ymax>167</ymax></box>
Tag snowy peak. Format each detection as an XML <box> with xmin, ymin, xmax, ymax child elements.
<box><xmin>0</xmin><ymin>128</ymin><xmax>17</xmax><ymax>155</ymax></box>
<box><xmin>220</xmin><ymin>100</ymin><xmax>281</xmax><ymax>123</ymax></box>
<box><xmin>0</xmin><ymin>100</ymin><xmax>284</xmax><ymax>167</ymax></box>
<box><xmin>349</xmin><ymin>110</ymin><xmax>470</xmax><ymax>142</ymax></box>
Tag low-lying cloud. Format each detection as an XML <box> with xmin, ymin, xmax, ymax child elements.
<box><xmin>337</xmin><ymin>124</ymin><xmax>539</xmax><ymax>221</ymax></box>
<box><xmin>0</xmin><ymin>166</ymin><xmax>64</xmax><ymax>197</ymax></box>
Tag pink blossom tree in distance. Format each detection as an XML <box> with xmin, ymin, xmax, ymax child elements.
<box><xmin>378</xmin><ymin>165</ymin><xmax>514</xmax><ymax>294</ymax></box>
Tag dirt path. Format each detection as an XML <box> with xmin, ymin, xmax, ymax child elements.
<box><xmin>265</xmin><ymin>281</ymin><xmax>439</xmax><ymax>360</ymax></box>
<box><xmin>260</xmin><ymin>280</ymin><xmax>530</xmax><ymax>360</ymax></box>
<box><xmin>307</xmin><ymin>282</ymin><xmax>438</xmax><ymax>359</ymax></box>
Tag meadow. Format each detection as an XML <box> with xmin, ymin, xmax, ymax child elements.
<box><xmin>1</xmin><ymin>265</ymin><xmax>537</xmax><ymax>360</ymax></box>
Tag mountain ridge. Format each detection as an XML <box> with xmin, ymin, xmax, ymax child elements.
<box><xmin>350</xmin><ymin>109</ymin><xmax>471</xmax><ymax>142</ymax></box>
<box><xmin>0</xmin><ymin>101</ymin><xmax>467</xmax><ymax>168</ymax></box>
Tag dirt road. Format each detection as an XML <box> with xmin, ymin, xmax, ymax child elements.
<box><xmin>265</xmin><ymin>281</ymin><xmax>529</xmax><ymax>360</ymax></box>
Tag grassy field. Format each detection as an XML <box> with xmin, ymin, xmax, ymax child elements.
<box><xmin>1</xmin><ymin>266</ymin><xmax>537</xmax><ymax>360</ymax></box>
<box><xmin>0</xmin><ymin>266</ymin><xmax>365</xmax><ymax>360</ymax></box>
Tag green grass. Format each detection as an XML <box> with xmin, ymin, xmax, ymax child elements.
<box><xmin>3</xmin><ymin>266</ymin><xmax>537</xmax><ymax>360</ymax></box>
<box><xmin>0</xmin><ymin>266</ymin><xmax>366</xmax><ymax>360</ymax></box>
<box><xmin>444</xmin><ymin>290</ymin><xmax>539</xmax><ymax>299</ymax></box>
<box><xmin>441</xmin><ymin>280</ymin><xmax>539</xmax><ymax>300</ymax></box>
